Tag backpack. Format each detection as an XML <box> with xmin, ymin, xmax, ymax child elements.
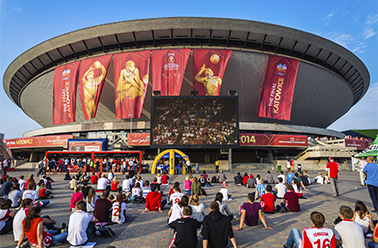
<box><xmin>211</xmin><ymin>176</ymin><xmax>217</xmax><ymax>183</ymax></box>
<box><xmin>98</xmin><ymin>226</ymin><xmax>115</xmax><ymax>237</ymax></box>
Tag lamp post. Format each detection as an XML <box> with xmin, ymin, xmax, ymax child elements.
<box><xmin>128</xmin><ymin>114</ymin><xmax>133</xmax><ymax>134</ymax></box>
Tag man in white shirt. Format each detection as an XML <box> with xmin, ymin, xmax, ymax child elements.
<box><xmin>122</xmin><ymin>175</ymin><xmax>132</xmax><ymax>192</ymax></box>
<box><xmin>219</xmin><ymin>182</ymin><xmax>232</xmax><ymax>201</ymax></box>
<box><xmin>18</xmin><ymin>176</ymin><xmax>26</xmax><ymax>190</ymax></box>
<box><xmin>97</xmin><ymin>175</ymin><xmax>109</xmax><ymax>191</ymax></box>
<box><xmin>67</xmin><ymin>200</ymin><xmax>98</xmax><ymax>246</ymax></box>
<box><xmin>22</xmin><ymin>182</ymin><xmax>50</xmax><ymax>208</ymax></box>
<box><xmin>13</xmin><ymin>199</ymin><xmax>33</xmax><ymax>242</ymax></box>
<box><xmin>334</xmin><ymin>206</ymin><xmax>365</xmax><ymax>248</ymax></box>
<box><xmin>277</xmin><ymin>171</ymin><xmax>286</xmax><ymax>184</ymax></box>
<box><xmin>275</xmin><ymin>177</ymin><xmax>286</xmax><ymax>198</ymax></box>
<box><xmin>169</xmin><ymin>186</ymin><xmax>184</xmax><ymax>206</ymax></box>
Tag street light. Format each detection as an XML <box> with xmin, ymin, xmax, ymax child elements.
<box><xmin>128</xmin><ymin>114</ymin><xmax>133</xmax><ymax>134</ymax></box>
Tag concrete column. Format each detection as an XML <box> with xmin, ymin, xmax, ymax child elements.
<box><xmin>229</xmin><ymin>148</ymin><xmax>232</xmax><ymax>171</ymax></box>
<box><xmin>268</xmin><ymin>149</ymin><xmax>273</xmax><ymax>162</ymax></box>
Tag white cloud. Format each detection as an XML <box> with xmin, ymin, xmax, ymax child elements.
<box><xmin>328</xmin><ymin>82</ymin><xmax>378</xmax><ymax>131</ymax></box>
<box><xmin>362</xmin><ymin>15</ymin><xmax>378</xmax><ymax>40</ymax></box>
<box><xmin>363</xmin><ymin>28</ymin><xmax>377</xmax><ymax>39</ymax></box>
<box><xmin>324</xmin><ymin>32</ymin><xmax>353</xmax><ymax>49</ymax></box>
<box><xmin>324</xmin><ymin>13</ymin><xmax>334</xmax><ymax>21</ymax></box>
<box><xmin>14</xmin><ymin>7</ymin><xmax>21</xmax><ymax>11</ymax></box>
<box><xmin>366</xmin><ymin>14</ymin><xmax>378</xmax><ymax>25</ymax></box>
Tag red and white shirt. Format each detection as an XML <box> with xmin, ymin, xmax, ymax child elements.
<box><xmin>13</xmin><ymin>208</ymin><xmax>29</xmax><ymax>241</ymax></box>
<box><xmin>169</xmin><ymin>192</ymin><xmax>184</xmax><ymax>206</ymax></box>
<box><xmin>301</xmin><ymin>226</ymin><xmax>336</xmax><ymax>248</ymax></box>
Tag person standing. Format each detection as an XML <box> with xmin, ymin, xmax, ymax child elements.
<box><xmin>359</xmin><ymin>158</ymin><xmax>368</xmax><ymax>186</ymax></box>
<box><xmin>326</xmin><ymin>157</ymin><xmax>340</xmax><ymax>196</ymax></box>
<box><xmin>203</xmin><ymin>201</ymin><xmax>237</xmax><ymax>248</ymax></box>
<box><xmin>363</xmin><ymin>156</ymin><xmax>378</xmax><ymax>212</ymax></box>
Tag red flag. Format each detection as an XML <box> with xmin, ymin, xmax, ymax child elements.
<box><xmin>257</xmin><ymin>55</ymin><xmax>300</xmax><ymax>121</ymax></box>
<box><xmin>53</xmin><ymin>61</ymin><xmax>80</xmax><ymax>125</ymax></box>
<box><xmin>152</xmin><ymin>49</ymin><xmax>190</xmax><ymax>96</ymax></box>
<box><xmin>114</xmin><ymin>51</ymin><xmax>150</xmax><ymax>119</ymax></box>
<box><xmin>193</xmin><ymin>49</ymin><xmax>231</xmax><ymax>96</ymax></box>
<box><xmin>78</xmin><ymin>55</ymin><xmax>112</xmax><ymax>120</ymax></box>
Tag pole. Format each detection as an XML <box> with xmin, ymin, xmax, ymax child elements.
<box><xmin>229</xmin><ymin>148</ymin><xmax>232</xmax><ymax>172</ymax></box>
<box><xmin>128</xmin><ymin>114</ymin><xmax>133</xmax><ymax>134</ymax></box>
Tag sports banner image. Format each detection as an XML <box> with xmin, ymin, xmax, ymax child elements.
<box><xmin>193</xmin><ymin>49</ymin><xmax>231</xmax><ymax>96</ymax></box>
<box><xmin>78</xmin><ymin>55</ymin><xmax>112</xmax><ymax>120</ymax></box>
<box><xmin>53</xmin><ymin>61</ymin><xmax>80</xmax><ymax>125</ymax></box>
<box><xmin>257</xmin><ymin>55</ymin><xmax>300</xmax><ymax>121</ymax></box>
<box><xmin>151</xmin><ymin>49</ymin><xmax>190</xmax><ymax>96</ymax></box>
<box><xmin>114</xmin><ymin>51</ymin><xmax>151</xmax><ymax>118</ymax></box>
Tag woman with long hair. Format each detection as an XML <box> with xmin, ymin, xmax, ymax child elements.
<box><xmin>111</xmin><ymin>193</ymin><xmax>127</xmax><ymax>224</ymax></box>
<box><xmin>215</xmin><ymin>192</ymin><xmax>232</xmax><ymax>216</ymax></box>
<box><xmin>292</xmin><ymin>179</ymin><xmax>303</xmax><ymax>198</ymax></box>
<box><xmin>190</xmin><ymin>195</ymin><xmax>205</xmax><ymax>222</ymax></box>
<box><xmin>70</xmin><ymin>186</ymin><xmax>84</xmax><ymax>211</ymax></box>
<box><xmin>25</xmin><ymin>174</ymin><xmax>35</xmax><ymax>190</ymax></box>
<box><xmin>353</xmin><ymin>200</ymin><xmax>375</xmax><ymax>234</ymax></box>
<box><xmin>86</xmin><ymin>188</ymin><xmax>98</xmax><ymax>212</ymax></box>
<box><xmin>111</xmin><ymin>176</ymin><xmax>120</xmax><ymax>192</ymax></box>
<box><xmin>168</xmin><ymin>195</ymin><xmax>189</xmax><ymax>224</ymax></box>
<box><xmin>242</xmin><ymin>172</ymin><xmax>249</xmax><ymax>186</ymax></box>
<box><xmin>191</xmin><ymin>177</ymin><xmax>204</xmax><ymax>197</ymax></box>
<box><xmin>16</xmin><ymin>207</ymin><xmax>67</xmax><ymax>247</ymax></box>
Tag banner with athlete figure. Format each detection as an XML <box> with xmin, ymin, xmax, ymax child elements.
<box><xmin>192</xmin><ymin>49</ymin><xmax>231</xmax><ymax>96</ymax></box>
<box><xmin>78</xmin><ymin>55</ymin><xmax>112</xmax><ymax>120</ymax></box>
<box><xmin>53</xmin><ymin>61</ymin><xmax>80</xmax><ymax>125</ymax></box>
<box><xmin>152</xmin><ymin>49</ymin><xmax>190</xmax><ymax>96</ymax></box>
<box><xmin>257</xmin><ymin>55</ymin><xmax>300</xmax><ymax>121</ymax></box>
<box><xmin>114</xmin><ymin>51</ymin><xmax>151</xmax><ymax>119</ymax></box>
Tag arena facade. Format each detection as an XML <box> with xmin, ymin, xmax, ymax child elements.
<box><xmin>2</xmin><ymin>17</ymin><xmax>370</xmax><ymax>164</ymax></box>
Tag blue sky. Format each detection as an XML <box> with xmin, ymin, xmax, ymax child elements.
<box><xmin>0</xmin><ymin>0</ymin><xmax>377</xmax><ymax>139</ymax></box>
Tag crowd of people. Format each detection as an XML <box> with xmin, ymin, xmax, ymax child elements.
<box><xmin>152</xmin><ymin>98</ymin><xmax>238</xmax><ymax>146</ymax></box>
<box><xmin>0</xmin><ymin>155</ymin><xmax>377</xmax><ymax>248</ymax></box>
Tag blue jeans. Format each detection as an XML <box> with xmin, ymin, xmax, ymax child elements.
<box><xmin>368</xmin><ymin>241</ymin><xmax>378</xmax><ymax>248</ymax></box>
<box><xmin>285</xmin><ymin>228</ymin><xmax>302</xmax><ymax>248</ymax></box>
<box><xmin>37</xmin><ymin>200</ymin><xmax>50</xmax><ymax>208</ymax></box>
<box><xmin>46</xmin><ymin>231</ymin><xmax>68</xmax><ymax>246</ymax></box>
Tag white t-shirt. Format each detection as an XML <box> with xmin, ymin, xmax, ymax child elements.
<box><xmin>132</xmin><ymin>187</ymin><xmax>142</xmax><ymax>197</ymax></box>
<box><xmin>292</xmin><ymin>184</ymin><xmax>302</xmax><ymax>194</ymax></box>
<box><xmin>156</xmin><ymin>176</ymin><xmax>162</xmax><ymax>184</ymax></box>
<box><xmin>275</xmin><ymin>183</ymin><xmax>286</xmax><ymax>198</ymax></box>
<box><xmin>22</xmin><ymin>190</ymin><xmax>38</xmax><ymax>201</ymax></box>
<box><xmin>18</xmin><ymin>179</ymin><xmax>26</xmax><ymax>190</ymax></box>
<box><xmin>354</xmin><ymin>212</ymin><xmax>370</xmax><ymax>234</ymax></box>
<box><xmin>108</xmin><ymin>172</ymin><xmax>114</xmax><ymax>180</ymax></box>
<box><xmin>169</xmin><ymin>192</ymin><xmax>184</xmax><ymax>206</ymax></box>
<box><xmin>334</xmin><ymin>220</ymin><xmax>365</xmax><ymax>248</ymax></box>
<box><xmin>190</xmin><ymin>203</ymin><xmax>204</xmax><ymax>222</ymax></box>
<box><xmin>168</xmin><ymin>204</ymin><xmax>183</xmax><ymax>224</ymax></box>
<box><xmin>122</xmin><ymin>179</ymin><xmax>131</xmax><ymax>192</ymax></box>
<box><xmin>315</xmin><ymin>175</ymin><xmax>324</xmax><ymax>184</ymax></box>
<box><xmin>0</xmin><ymin>209</ymin><xmax>11</xmax><ymax>231</ymax></box>
<box><xmin>67</xmin><ymin>210</ymin><xmax>95</xmax><ymax>246</ymax></box>
<box><xmin>277</xmin><ymin>174</ymin><xmax>286</xmax><ymax>183</ymax></box>
<box><xmin>13</xmin><ymin>208</ymin><xmax>28</xmax><ymax>241</ymax></box>
<box><xmin>8</xmin><ymin>190</ymin><xmax>22</xmax><ymax>207</ymax></box>
<box><xmin>111</xmin><ymin>202</ymin><xmax>127</xmax><ymax>224</ymax></box>
<box><xmin>97</xmin><ymin>178</ymin><xmax>109</xmax><ymax>190</ymax></box>
<box><xmin>219</xmin><ymin>188</ymin><xmax>230</xmax><ymax>201</ymax></box>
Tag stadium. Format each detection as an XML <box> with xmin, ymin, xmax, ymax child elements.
<box><xmin>2</xmin><ymin>17</ymin><xmax>371</xmax><ymax>167</ymax></box>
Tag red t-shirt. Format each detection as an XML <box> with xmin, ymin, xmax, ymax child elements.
<box><xmin>39</xmin><ymin>188</ymin><xmax>47</xmax><ymax>198</ymax></box>
<box><xmin>162</xmin><ymin>174</ymin><xmax>169</xmax><ymax>185</ymax></box>
<box><xmin>260</xmin><ymin>193</ymin><xmax>276</xmax><ymax>212</ymax></box>
<box><xmin>243</xmin><ymin>176</ymin><xmax>249</xmax><ymax>185</ymax></box>
<box><xmin>284</xmin><ymin>191</ymin><xmax>300</xmax><ymax>212</ymax></box>
<box><xmin>145</xmin><ymin>191</ymin><xmax>162</xmax><ymax>211</ymax></box>
<box><xmin>96</xmin><ymin>172</ymin><xmax>101</xmax><ymax>179</ymax></box>
<box><xmin>90</xmin><ymin>175</ymin><xmax>98</xmax><ymax>184</ymax></box>
<box><xmin>23</xmin><ymin>217</ymin><xmax>52</xmax><ymax>247</ymax></box>
<box><xmin>111</xmin><ymin>181</ymin><xmax>119</xmax><ymax>191</ymax></box>
<box><xmin>326</xmin><ymin>161</ymin><xmax>340</xmax><ymax>178</ymax></box>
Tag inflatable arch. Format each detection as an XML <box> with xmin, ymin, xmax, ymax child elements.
<box><xmin>151</xmin><ymin>149</ymin><xmax>190</xmax><ymax>175</ymax></box>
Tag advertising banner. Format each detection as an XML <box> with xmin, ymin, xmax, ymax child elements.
<box><xmin>4</xmin><ymin>135</ymin><xmax>73</xmax><ymax>148</ymax></box>
<box><xmin>79</xmin><ymin>55</ymin><xmax>112</xmax><ymax>120</ymax></box>
<box><xmin>257</xmin><ymin>55</ymin><xmax>300</xmax><ymax>121</ymax></box>
<box><xmin>114</xmin><ymin>51</ymin><xmax>151</xmax><ymax>118</ymax></box>
<box><xmin>68</xmin><ymin>139</ymin><xmax>108</xmax><ymax>151</ymax></box>
<box><xmin>193</xmin><ymin>49</ymin><xmax>231</xmax><ymax>96</ymax></box>
<box><xmin>152</xmin><ymin>49</ymin><xmax>190</xmax><ymax>96</ymax></box>
<box><xmin>53</xmin><ymin>61</ymin><xmax>80</xmax><ymax>125</ymax></box>
<box><xmin>345</xmin><ymin>138</ymin><xmax>372</xmax><ymax>149</ymax></box>
<box><xmin>127</xmin><ymin>133</ymin><xmax>150</xmax><ymax>146</ymax></box>
<box><xmin>240</xmin><ymin>133</ymin><xmax>308</xmax><ymax>147</ymax></box>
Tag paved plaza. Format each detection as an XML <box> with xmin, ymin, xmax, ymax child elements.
<box><xmin>1</xmin><ymin>169</ymin><xmax>376</xmax><ymax>248</ymax></box>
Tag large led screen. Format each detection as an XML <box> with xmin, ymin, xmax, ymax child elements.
<box><xmin>151</xmin><ymin>96</ymin><xmax>239</xmax><ymax>148</ymax></box>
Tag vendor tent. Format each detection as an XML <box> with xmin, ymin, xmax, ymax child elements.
<box><xmin>353</xmin><ymin>136</ymin><xmax>378</xmax><ymax>157</ymax></box>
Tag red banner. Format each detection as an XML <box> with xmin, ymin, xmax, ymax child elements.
<box><xmin>114</xmin><ymin>51</ymin><xmax>150</xmax><ymax>118</ymax></box>
<box><xmin>127</xmin><ymin>133</ymin><xmax>150</xmax><ymax>146</ymax></box>
<box><xmin>193</xmin><ymin>49</ymin><xmax>231</xmax><ymax>96</ymax></box>
<box><xmin>79</xmin><ymin>55</ymin><xmax>112</xmax><ymax>120</ymax></box>
<box><xmin>152</xmin><ymin>49</ymin><xmax>190</xmax><ymax>96</ymax></box>
<box><xmin>53</xmin><ymin>61</ymin><xmax>80</xmax><ymax>125</ymax></box>
<box><xmin>345</xmin><ymin>138</ymin><xmax>372</xmax><ymax>149</ymax></box>
<box><xmin>257</xmin><ymin>55</ymin><xmax>300</xmax><ymax>121</ymax></box>
<box><xmin>240</xmin><ymin>133</ymin><xmax>308</xmax><ymax>147</ymax></box>
<box><xmin>4</xmin><ymin>135</ymin><xmax>73</xmax><ymax>148</ymax></box>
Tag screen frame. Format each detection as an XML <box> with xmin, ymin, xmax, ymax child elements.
<box><xmin>150</xmin><ymin>95</ymin><xmax>239</xmax><ymax>148</ymax></box>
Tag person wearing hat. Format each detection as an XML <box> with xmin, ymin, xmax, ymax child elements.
<box><xmin>326</xmin><ymin>157</ymin><xmax>340</xmax><ymax>197</ymax></box>
<box><xmin>219</xmin><ymin>182</ymin><xmax>232</xmax><ymax>201</ymax></box>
